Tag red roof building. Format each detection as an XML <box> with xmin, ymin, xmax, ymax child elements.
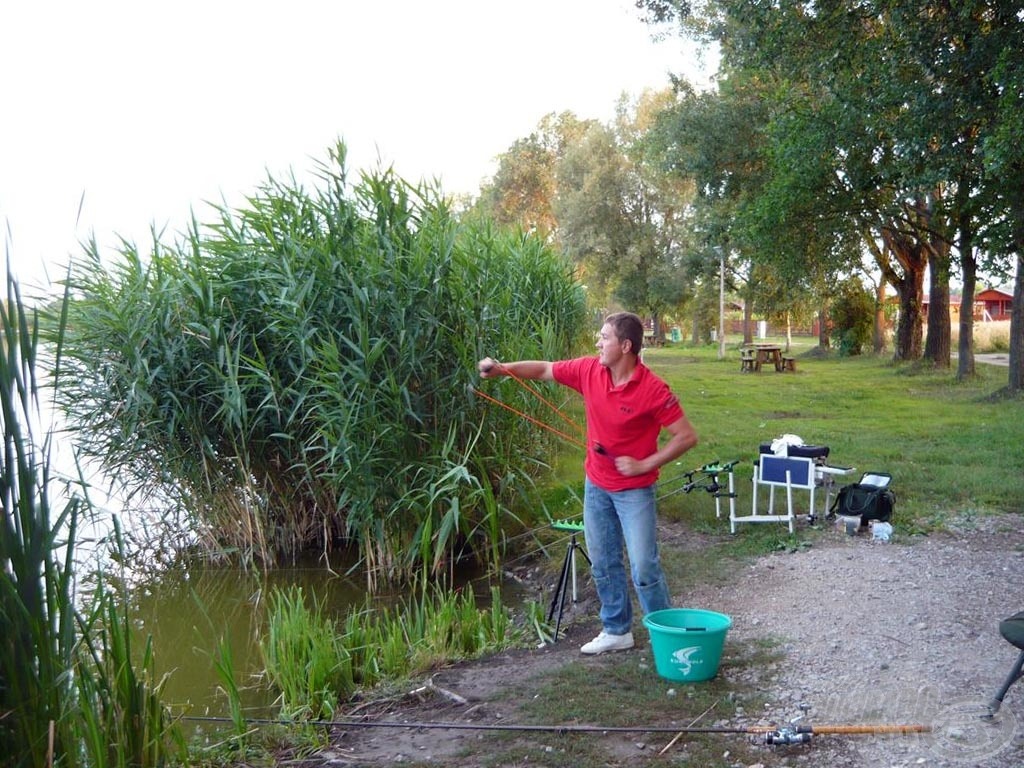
<box><xmin>921</xmin><ymin>287</ymin><xmax>1013</xmax><ymax>322</ymax></box>
<box><xmin>975</xmin><ymin>288</ymin><xmax>1013</xmax><ymax>321</ymax></box>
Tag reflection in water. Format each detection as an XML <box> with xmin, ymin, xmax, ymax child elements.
<box><xmin>124</xmin><ymin>551</ymin><xmax>512</xmax><ymax>718</ymax></box>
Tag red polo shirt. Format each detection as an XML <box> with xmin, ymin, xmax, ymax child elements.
<box><xmin>552</xmin><ymin>356</ymin><xmax>685</xmax><ymax>492</ymax></box>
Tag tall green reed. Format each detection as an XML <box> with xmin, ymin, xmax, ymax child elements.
<box><xmin>212</xmin><ymin>634</ymin><xmax>248</xmax><ymax>738</ymax></box>
<box><xmin>0</xmin><ymin>267</ymin><xmax>79</xmax><ymax>766</ymax></box>
<box><xmin>74</xmin><ymin>574</ymin><xmax>179</xmax><ymax>768</ymax></box>
<box><xmin>261</xmin><ymin>586</ymin><xmax>352</xmax><ymax>720</ymax></box>
<box><xmin>52</xmin><ymin>141</ymin><xmax>588</xmax><ymax>584</ymax></box>
<box><xmin>1</xmin><ymin>265</ymin><xmax>181</xmax><ymax>766</ymax></box>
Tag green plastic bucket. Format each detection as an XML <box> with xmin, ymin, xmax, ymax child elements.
<box><xmin>642</xmin><ymin>608</ymin><xmax>732</xmax><ymax>682</ymax></box>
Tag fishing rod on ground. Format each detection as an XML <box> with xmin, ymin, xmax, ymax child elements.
<box><xmin>178</xmin><ymin>712</ymin><xmax>931</xmax><ymax>746</ymax></box>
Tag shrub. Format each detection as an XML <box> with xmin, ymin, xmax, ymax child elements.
<box><xmin>829</xmin><ymin>278</ymin><xmax>874</xmax><ymax>356</ymax></box>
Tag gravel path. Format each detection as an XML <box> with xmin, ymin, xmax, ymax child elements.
<box><xmin>684</xmin><ymin>514</ymin><xmax>1024</xmax><ymax>766</ymax></box>
<box><xmin>305</xmin><ymin>513</ymin><xmax>1024</xmax><ymax>767</ymax></box>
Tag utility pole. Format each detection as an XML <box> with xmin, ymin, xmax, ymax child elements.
<box><xmin>717</xmin><ymin>246</ymin><xmax>726</xmax><ymax>360</ymax></box>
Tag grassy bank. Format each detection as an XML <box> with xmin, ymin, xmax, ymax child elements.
<box><xmin>465</xmin><ymin>342</ymin><xmax>1024</xmax><ymax>767</ymax></box>
<box><xmin>648</xmin><ymin>343</ymin><xmax>1022</xmax><ymax>526</ymax></box>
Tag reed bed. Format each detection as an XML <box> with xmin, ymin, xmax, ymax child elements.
<box><xmin>51</xmin><ymin>142</ymin><xmax>587</xmax><ymax>584</ymax></box>
<box><xmin>1</xmin><ymin>271</ymin><xmax>182</xmax><ymax>766</ymax></box>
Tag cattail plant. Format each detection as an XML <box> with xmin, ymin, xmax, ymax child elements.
<box><xmin>0</xmin><ymin>267</ymin><xmax>79</xmax><ymax>766</ymax></box>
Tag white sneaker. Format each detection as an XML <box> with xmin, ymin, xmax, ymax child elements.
<box><xmin>580</xmin><ymin>630</ymin><xmax>634</xmax><ymax>655</ymax></box>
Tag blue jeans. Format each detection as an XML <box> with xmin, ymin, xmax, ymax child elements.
<box><xmin>582</xmin><ymin>477</ymin><xmax>671</xmax><ymax>635</ymax></box>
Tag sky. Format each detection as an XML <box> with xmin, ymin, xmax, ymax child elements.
<box><xmin>1</xmin><ymin>0</ymin><xmax>717</xmax><ymax>295</ymax></box>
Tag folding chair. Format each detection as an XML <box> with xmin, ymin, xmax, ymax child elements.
<box><xmin>755</xmin><ymin>442</ymin><xmax>848</xmax><ymax>525</ymax></box>
<box><xmin>732</xmin><ymin>454</ymin><xmax>816</xmax><ymax>533</ymax></box>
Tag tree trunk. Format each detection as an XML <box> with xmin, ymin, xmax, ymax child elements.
<box><xmin>923</xmin><ymin>239</ymin><xmax>951</xmax><ymax>368</ymax></box>
<box><xmin>879</xmin><ymin>217</ymin><xmax>928</xmax><ymax>362</ymax></box>
<box><xmin>743</xmin><ymin>294</ymin><xmax>753</xmax><ymax>345</ymax></box>
<box><xmin>894</xmin><ymin>273</ymin><xmax>924</xmax><ymax>362</ymax></box>
<box><xmin>873</xmin><ymin>280</ymin><xmax>887</xmax><ymax>354</ymax></box>
<box><xmin>956</xmin><ymin>232</ymin><xmax>977</xmax><ymax>381</ymax></box>
<box><xmin>1009</xmin><ymin>251</ymin><xmax>1024</xmax><ymax>392</ymax></box>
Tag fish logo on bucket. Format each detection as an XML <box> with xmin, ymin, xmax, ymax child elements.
<box><xmin>671</xmin><ymin>646</ymin><xmax>703</xmax><ymax>675</ymax></box>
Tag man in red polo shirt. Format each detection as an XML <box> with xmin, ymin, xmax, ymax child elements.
<box><xmin>478</xmin><ymin>312</ymin><xmax>698</xmax><ymax>654</ymax></box>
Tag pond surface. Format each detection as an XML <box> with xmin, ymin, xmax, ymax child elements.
<box><xmin>121</xmin><ymin>550</ymin><xmax>515</xmax><ymax>719</ymax></box>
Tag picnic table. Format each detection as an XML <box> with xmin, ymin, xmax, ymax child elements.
<box><xmin>741</xmin><ymin>344</ymin><xmax>784</xmax><ymax>372</ymax></box>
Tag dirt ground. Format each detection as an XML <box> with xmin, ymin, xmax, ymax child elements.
<box><xmin>295</xmin><ymin>512</ymin><xmax>1024</xmax><ymax>767</ymax></box>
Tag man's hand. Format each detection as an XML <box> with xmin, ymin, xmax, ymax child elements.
<box><xmin>614</xmin><ymin>455</ymin><xmax>647</xmax><ymax>477</ymax></box>
<box><xmin>478</xmin><ymin>357</ymin><xmax>501</xmax><ymax>378</ymax></box>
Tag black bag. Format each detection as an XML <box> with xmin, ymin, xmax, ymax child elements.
<box><xmin>830</xmin><ymin>473</ymin><xmax>895</xmax><ymax>527</ymax></box>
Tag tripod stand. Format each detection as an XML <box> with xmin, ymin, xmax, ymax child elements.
<box><xmin>546</xmin><ymin>519</ymin><xmax>591</xmax><ymax>643</ymax></box>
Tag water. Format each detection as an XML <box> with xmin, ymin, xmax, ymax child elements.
<box><xmin>124</xmin><ymin>554</ymin><xmax>368</xmax><ymax>716</ymax></box>
<box><xmin>60</xmin><ymin>465</ymin><xmax>525</xmax><ymax>723</ymax></box>
<box><xmin>118</xmin><ymin>547</ymin><xmax>514</xmax><ymax>718</ymax></box>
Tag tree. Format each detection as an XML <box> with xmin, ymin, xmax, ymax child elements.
<box><xmin>475</xmin><ymin>135</ymin><xmax>556</xmax><ymax>237</ymax></box>
<box><xmin>555</xmin><ymin>91</ymin><xmax>696</xmax><ymax>333</ymax></box>
<box><xmin>473</xmin><ymin>111</ymin><xmax>594</xmax><ymax>240</ymax></box>
<box><xmin>640</xmin><ymin>0</ymin><xmax>1021</xmax><ymax>376</ymax></box>
<box><xmin>977</xmin><ymin>9</ymin><xmax>1024</xmax><ymax>392</ymax></box>
<box><xmin>649</xmin><ymin>74</ymin><xmax>769</xmax><ymax>344</ymax></box>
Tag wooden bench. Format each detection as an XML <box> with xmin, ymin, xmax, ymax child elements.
<box><xmin>780</xmin><ymin>356</ymin><xmax>797</xmax><ymax>372</ymax></box>
<box><xmin>740</xmin><ymin>349</ymin><xmax>758</xmax><ymax>373</ymax></box>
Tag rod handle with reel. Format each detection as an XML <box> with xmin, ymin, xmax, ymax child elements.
<box><xmin>757</xmin><ymin>721</ymin><xmax>930</xmax><ymax>746</ymax></box>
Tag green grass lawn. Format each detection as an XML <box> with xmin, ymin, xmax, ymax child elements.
<box><xmin>647</xmin><ymin>341</ymin><xmax>1024</xmax><ymax>530</ymax></box>
<box><xmin>535</xmin><ymin>340</ymin><xmax>1024</xmax><ymax>536</ymax></box>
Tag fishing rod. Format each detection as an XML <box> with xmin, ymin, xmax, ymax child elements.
<box><xmin>470</xmin><ymin>384</ymin><xmax>585</xmax><ymax>449</ymax></box>
<box><xmin>476</xmin><ymin>363</ymin><xmax>739</xmax><ymax>518</ymax></box>
<box><xmin>179</xmin><ymin>713</ymin><xmax>930</xmax><ymax>744</ymax></box>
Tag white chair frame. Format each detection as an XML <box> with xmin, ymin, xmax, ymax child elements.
<box><xmin>732</xmin><ymin>454</ymin><xmax>817</xmax><ymax>534</ymax></box>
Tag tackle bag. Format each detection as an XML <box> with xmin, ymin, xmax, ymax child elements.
<box><xmin>829</xmin><ymin>472</ymin><xmax>895</xmax><ymax>527</ymax></box>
